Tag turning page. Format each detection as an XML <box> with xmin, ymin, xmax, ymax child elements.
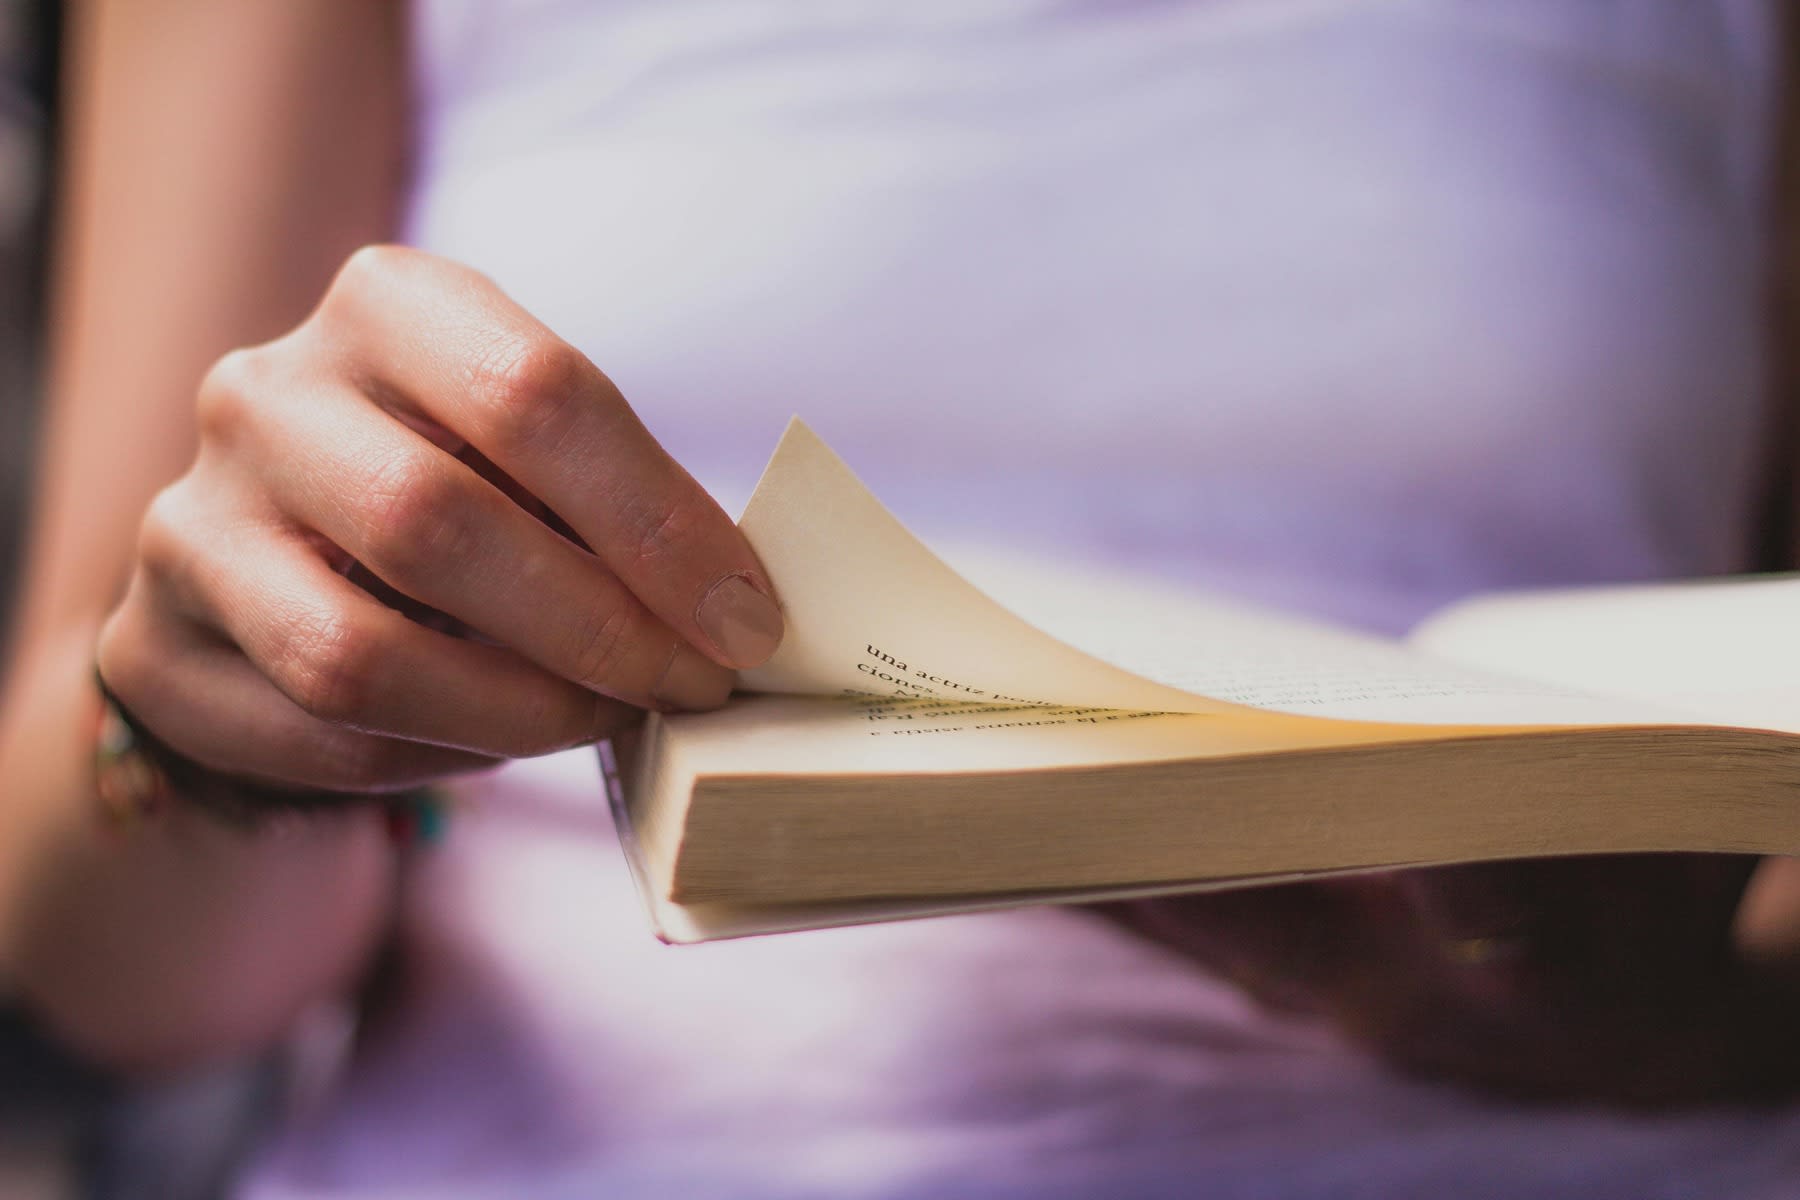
<box><xmin>736</xmin><ymin>421</ymin><xmax>1677</xmax><ymax>727</ymax></box>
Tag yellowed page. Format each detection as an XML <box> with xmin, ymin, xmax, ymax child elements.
<box><xmin>1412</xmin><ymin>574</ymin><xmax>1800</xmax><ymax>733</ymax></box>
<box><xmin>637</xmin><ymin>869</ymin><xmax>1405</xmax><ymax>945</ymax></box>
<box><xmin>738</xmin><ymin>420</ymin><xmax>1674</xmax><ymax>726</ymax></box>
<box><xmin>626</xmin><ymin>696</ymin><xmax>1465</xmax><ymax>937</ymax></box>
<box><xmin>736</xmin><ymin>421</ymin><xmax>1239</xmax><ymax>716</ymax></box>
<box><xmin>669</xmin><ymin>695</ymin><xmax>1464</xmax><ymax>780</ymax></box>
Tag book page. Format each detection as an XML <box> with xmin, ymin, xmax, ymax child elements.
<box><xmin>1412</xmin><ymin>575</ymin><xmax>1800</xmax><ymax>733</ymax></box>
<box><xmin>668</xmin><ymin>695</ymin><xmax>1460</xmax><ymax>779</ymax></box>
<box><xmin>736</xmin><ymin>421</ymin><xmax>1673</xmax><ymax>726</ymax></box>
<box><xmin>736</xmin><ymin>421</ymin><xmax>1236</xmax><ymax>717</ymax></box>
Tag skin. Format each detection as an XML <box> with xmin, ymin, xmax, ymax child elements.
<box><xmin>1102</xmin><ymin>856</ymin><xmax>1800</xmax><ymax>1106</ymax></box>
<box><xmin>0</xmin><ymin>0</ymin><xmax>781</xmax><ymax>1070</ymax></box>
<box><xmin>0</xmin><ymin>0</ymin><xmax>414</xmax><ymax>1070</ymax></box>
<box><xmin>1</xmin><ymin>0</ymin><xmax>1798</xmax><ymax>1103</ymax></box>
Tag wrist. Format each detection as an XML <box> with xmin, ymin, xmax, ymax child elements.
<box><xmin>91</xmin><ymin>669</ymin><xmax>450</xmax><ymax>847</ymax></box>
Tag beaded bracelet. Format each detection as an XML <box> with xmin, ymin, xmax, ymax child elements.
<box><xmin>93</xmin><ymin>686</ymin><xmax>174</xmax><ymax>828</ymax></box>
<box><xmin>93</xmin><ymin>672</ymin><xmax>448</xmax><ymax>845</ymax></box>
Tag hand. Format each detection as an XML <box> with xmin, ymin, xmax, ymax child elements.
<box><xmin>98</xmin><ymin>246</ymin><xmax>784</xmax><ymax>794</ymax></box>
<box><xmin>1100</xmin><ymin>854</ymin><xmax>1800</xmax><ymax>1106</ymax></box>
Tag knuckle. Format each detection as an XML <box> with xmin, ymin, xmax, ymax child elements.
<box><xmin>195</xmin><ymin>347</ymin><xmax>270</xmax><ymax>443</ymax></box>
<box><xmin>526</xmin><ymin>689</ymin><xmax>613</xmax><ymax>755</ymax></box>
<box><xmin>280</xmin><ymin>608</ymin><xmax>386</xmax><ymax>726</ymax></box>
<box><xmin>320</xmin><ymin>245</ymin><xmax>433</xmax><ymax>334</ymax></box>
<box><xmin>467</xmin><ymin>335</ymin><xmax>589</xmax><ymax>456</ymax></box>
<box><xmin>621</xmin><ymin>497</ymin><xmax>706</xmax><ymax>572</ymax></box>
<box><xmin>332</xmin><ymin>244</ymin><xmax>416</xmax><ymax>302</ymax></box>
<box><xmin>95</xmin><ymin>602</ymin><xmax>155</xmax><ymax>701</ymax></box>
<box><xmin>320</xmin><ymin>735</ymin><xmax>405</xmax><ymax>794</ymax></box>
<box><xmin>569</xmin><ymin>601</ymin><xmax>641</xmax><ymax>692</ymax></box>
<box><xmin>135</xmin><ymin>485</ymin><xmax>194</xmax><ymax>583</ymax></box>
<box><xmin>357</xmin><ymin>452</ymin><xmax>473</xmax><ymax>588</ymax></box>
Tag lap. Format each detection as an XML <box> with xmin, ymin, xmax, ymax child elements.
<box><xmin>247</xmin><ymin>753</ymin><xmax>1800</xmax><ymax>1200</ymax></box>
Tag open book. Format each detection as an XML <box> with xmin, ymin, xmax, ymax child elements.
<box><xmin>610</xmin><ymin>420</ymin><xmax>1800</xmax><ymax>942</ymax></box>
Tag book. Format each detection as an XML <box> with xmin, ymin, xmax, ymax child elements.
<box><xmin>609</xmin><ymin>419</ymin><xmax>1800</xmax><ymax>943</ymax></box>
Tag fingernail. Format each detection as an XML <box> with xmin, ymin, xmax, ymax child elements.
<box><xmin>696</xmin><ymin>574</ymin><xmax>784</xmax><ymax>668</ymax></box>
<box><xmin>651</xmin><ymin>645</ymin><xmax>735</xmax><ymax>711</ymax></box>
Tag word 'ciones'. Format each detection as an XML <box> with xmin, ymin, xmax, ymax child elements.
<box><xmin>856</xmin><ymin>644</ymin><xmax>1044</xmax><ymax>705</ymax></box>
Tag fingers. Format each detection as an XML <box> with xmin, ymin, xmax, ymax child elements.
<box><xmin>311</xmin><ymin>246</ymin><xmax>784</xmax><ymax>669</ymax></box>
<box><xmin>104</xmin><ymin>245</ymin><xmax>765</xmax><ymax>800</ymax></box>
<box><xmin>1100</xmin><ymin>857</ymin><xmax>1775</xmax><ymax>1104</ymax></box>
<box><xmin>99</xmin><ymin>581</ymin><xmax>503</xmax><ymax>794</ymax></box>
<box><xmin>1099</xmin><ymin>883</ymin><xmax>1371</xmax><ymax>1014</ymax></box>
<box><xmin>203</xmin><ymin>368</ymin><xmax>734</xmax><ymax>712</ymax></box>
<box><xmin>142</xmin><ymin>480</ymin><xmax>641</xmax><ymax>758</ymax></box>
<box><xmin>1398</xmin><ymin>856</ymin><xmax>1758</xmax><ymax>983</ymax></box>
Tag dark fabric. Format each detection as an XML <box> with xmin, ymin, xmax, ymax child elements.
<box><xmin>0</xmin><ymin>1001</ymin><xmax>285</xmax><ymax>1200</ymax></box>
<box><xmin>0</xmin><ymin>1004</ymin><xmax>105</xmax><ymax>1115</ymax></box>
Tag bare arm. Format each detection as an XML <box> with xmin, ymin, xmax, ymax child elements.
<box><xmin>0</xmin><ymin>0</ymin><xmax>408</xmax><ymax>1071</ymax></box>
<box><xmin>0</xmin><ymin>0</ymin><xmax>781</xmax><ymax>1073</ymax></box>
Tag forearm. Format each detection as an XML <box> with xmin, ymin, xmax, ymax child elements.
<box><xmin>0</xmin><ymin>0</ymin><xmax>408</xmax><ymax>1070</ymax></box>
<box><xmin>0</xmin><ymin>621</ymin><xmax>393</xmax><ymax>1073</ymax></box>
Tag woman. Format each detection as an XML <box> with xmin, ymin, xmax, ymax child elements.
<box><xmin>6</xmin><ymin>1</ymin><xmax>1800</xmax><ymax>1195</ymax></box>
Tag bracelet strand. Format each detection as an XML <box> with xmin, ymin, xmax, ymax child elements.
<box><xmin>92</xmin><ymin>670</ymin><xmax>448</xmax><ymax>845</ymax></box>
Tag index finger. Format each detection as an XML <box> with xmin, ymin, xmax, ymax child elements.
<box><xmin>316</xmin><ymin>246</ymin><xmax>784</xmax><ymax>669</ymax></box>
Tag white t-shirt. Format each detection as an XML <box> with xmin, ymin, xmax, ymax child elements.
<box><xmin>251</xmin><ymin>3</ymin><xmax>1800</xmax><ymax>1197</ymax></box>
